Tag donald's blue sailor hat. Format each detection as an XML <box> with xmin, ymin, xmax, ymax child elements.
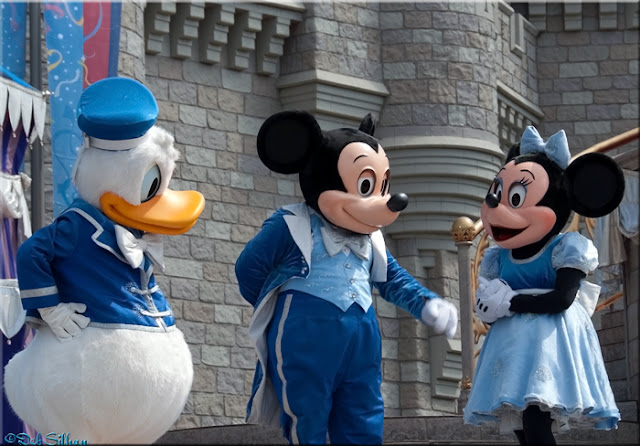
<box><xmin>77</xmin><ymin>77</ymin><xmax>158</xmax><ymax>151</ymax></box>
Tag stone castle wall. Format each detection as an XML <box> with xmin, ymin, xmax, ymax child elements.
<box><xmin>25</xmin><ymin>0</ymin><xmax>639</xmax><ymax>429</ymax></box>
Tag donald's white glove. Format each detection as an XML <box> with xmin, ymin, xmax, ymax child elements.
<box><xmin>421</xmin><ymin>298</ymin><xmax>458</xmax><ymax>339</ymax></box>
<box><xmin>475</xmin><ymin>277</ymin><xmax>516</xmax><ymax>324</ymax></box>
<box><xmin>38</xmin><ymin>302</ymin><xmax>91</xmax><ymax>342</ymax></box>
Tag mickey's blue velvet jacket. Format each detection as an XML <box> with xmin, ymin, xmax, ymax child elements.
<box><xmin>235</xmin><ymin>203</ymin><xmax>441</xmax><ymax>427</ymax></box>
<box><xmin>16</xmin><ymin>198</ymin><xmax>175</xmax><ymax>331</ymax></box>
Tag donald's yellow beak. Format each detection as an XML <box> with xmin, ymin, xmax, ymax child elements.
<box><xmin>100</xmin><ymin>189</ymin><xmax>205</xmax><ymax>235</ymax></box>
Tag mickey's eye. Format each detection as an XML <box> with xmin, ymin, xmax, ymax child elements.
<box><xmin>380</xmin><ymin>171</ymin><xmax>390</xmax><ymax>195</ymax></box>
<box><xmin>141</xmin><ymin>165</ymin><xmax>161</xmax><ymax>203</ymax></box>
<box><xmin>508</xmin><ymin>183</ymin><xmax>527</xmax><ymax>208</ymax></box>
<box><xmin>357</xmin><ymin>170</ymin><xmax>376</xmax><ymax>197</ymax></box>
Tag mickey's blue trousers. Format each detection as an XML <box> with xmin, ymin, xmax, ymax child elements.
<box><xmin>266</xmin><ymin>290</ymin><xmax>384</xmax><ymax>445</ymax></box>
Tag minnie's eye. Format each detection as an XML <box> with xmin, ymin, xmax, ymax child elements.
<box><xmin>492</xmin><ymin>181</ymin><xmax>503</xmax><ymax>203</ymax></box>
<box><xmin>508</xmin><ymin>183</ymin><xmax>527</xmax><ymax>208</ymax></box>
<box><xmin>141</xmin><ymin>165</ymin><xmax>161</xmax><ymax>202</ymax></box>
<box><xmin>357</xmin><ymin>171</ymin><xmax>376</xmax><ymax>197</ymax></box>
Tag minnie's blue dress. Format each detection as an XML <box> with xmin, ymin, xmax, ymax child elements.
<box><xmin>463</xmin><ymin>232</ymin><xmax>620</xmax><ymax>433</ymax></box>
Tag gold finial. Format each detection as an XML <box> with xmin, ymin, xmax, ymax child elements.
<box><xmin>451</xmin><ymin>216</ymin><xmax>476</xmax><ymax>242</ymax></box>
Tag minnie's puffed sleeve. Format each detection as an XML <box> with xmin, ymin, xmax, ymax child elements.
<box><xmin>478</xmin><ymin>246</ymin><xmax>501</xmax><ymax>280</ymax></box>
<box><xmin>509</xmin><ymin>232</ymin><xmax>595</xmax><ymax>314</ymax></box>
<box><xmin>551</xmin><ymin>231</ymin><xmax>599</xmax><ymax>275</ymax></box>
<box><xmin>17</xmin><ymin>213</ymin><xmax>79</xmax><ymax>310</ymax></box>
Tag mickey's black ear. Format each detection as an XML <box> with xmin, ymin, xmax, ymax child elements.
<box><xmin>564</xmin><ymin>153</ymin><xmax>625</xmax><ymax>218</ymax></box>
<box><xmin>257</xmin><ymin>111</ymin><xmax>323</xmax><ymax>174</ymax></box>
<box><xmin>359</xmin><ymin>113</ymin><xmax>376</xmax><ymax>136</ymax></box>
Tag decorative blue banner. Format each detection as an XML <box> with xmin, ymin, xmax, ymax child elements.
<box><xmin>44</xmin><ymin>1</ymin><xmax>85</xmax><ymax>216</ymax></box>
<box><xmin>44</xmin><ymin>1</ymin><xmax>121</xmax><ymax>217</ymax></box>
<box><xmin>1</xmin><ymin>2</ymin><xmax>27</xmax><ymax>79</ymax></box>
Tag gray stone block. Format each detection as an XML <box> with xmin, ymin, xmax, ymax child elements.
<box><xmin>600</xmin><ymin>60</ymin><xmax>630</xmax><ymax>76</ymax></box>
<box><xmin>221</xmin><ymin>69</ymin><xmax>252</xmax><ymax>93</ymax></box>
<box><xmin>217</xmin><ymin>368</ymin><xmax>245</xmax><ymax>394</ymax></box>
<box><xmin>553</xmin><ymin>78</ymin><xmax>583</xmax><ymax>92</ymax></box>
<box><xmin>466</xmin><ymin>107</ymin><xmax>486</xmax><ymax>129</ymax></box>
<box><xmin>457</xmin><ymin>81</ymin><xmax>479</xmax><ymax>106</ymax></box>
<box><xmin>358</xmin><ymin>8</ymin><xmax>379</xmax><ymax>28</ymax></box>
<box><xmin>594</xmin><ymin>89</ymin><xmax>629</xmax><ymax>104</ymax></box>
<box><xmin>569</xmin><ymin>45</ymin><xmax>609</xmax><ymax>62</ymax></box>
<box><xmin>621</xmin><ymin>103</ymin><xmax>639</xmax><ymax>119</ymax></box>
<box><xmin>171</xmin><ymin>278</ymin><xmax>201</xmax><ymax>301</ymax></box>
<box><xmin>429</xmin><ymin>80</ymin><xmax>457</xmax><ymax>103</ymax></box>
<box><xmin>305</xmin><ymin>17</ymin><xmax>339</xmax><ymax>36</ymax></box>
<box><xmin>201</xmin><ymin>345</ymin><xmax>231</xmax><ymax>367</ymax></box>
<box><xmin>448</xmin><ymin>105</ymin><xmax>467</xmax><ymax>126</ymax></box>
<box><xmin>586</xmin><ymin>104</ymin><xmax>621</xmax><ymax>120</ymax></box>
<box><xmin>583</xmin><ymin>77</ymin><xmax>613</xmax><ymax>90</ymax></box>
<box><xmin>448</xmin><ymin>62</ymin><xmax>473</xmax><ymax>80</ymax></box>
<box><xmin>432</xmin><ymin>11</ymin><xmax>459</xmax><ymax>30</ymax></box>
<box><xmin>230</xmin><ymin>346</ymin><xmax>256</xmax><ymax>369</ymax></box>
<box><xmin>413</xmin><ymin>104</ymin><xmax>448</xmax><ymax>125</ymax></box>
<box><xmin>206</xmin><ymin>323</ymin><xmax>236</xmax><ymax>347</ymax></box>
<box><xmin>405</xmin><ymin>11</ymin><xmax>433</xmax><ymax>29</ymax></box>
<box><xmin>559</xmin><ymin>62</ymin><xmax>598</xmax><ymax>78</ymax></box>
<box><xmin>413</xmin><ymin>28</ymin><xmax>443</xmax><ymax>44</ymax></box>
<box><xmin>383</xmin><ymin>28</ymin><xmax>413</xmax><ymax>44</ymax></box>
<box><xmin>458</xmin><ymin>47</ymin><xmax>480</xmax><ymax>64</ymax></box>
<box><xmin>557</xmin><ymin>105</ymin><xmax>586</xmax><ymax>121</ymax></box>
<box><xmin>562</xmin><ymin>91</ymin><xmax>594</xmax><ymax>105</ymax></box>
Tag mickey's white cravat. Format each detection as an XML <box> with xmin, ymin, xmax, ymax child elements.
<box><xmin>320</xmin><ymin>223</ymin><xmax>370</xmax><ymax>260</ymax></box>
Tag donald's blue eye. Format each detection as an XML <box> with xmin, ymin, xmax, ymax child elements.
<box><xmin>141</xmin><ymin>165</ymin><xmax>161</xmax><ymax>202</ymax></box>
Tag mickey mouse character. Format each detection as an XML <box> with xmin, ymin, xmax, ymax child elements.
<box><xmin>235</xmin><ymin>110</ymin><xmax>458</xmax><ymax>444</ymax></box>
<box><xmin>463</xmin><ymin>126</ymin><xmax>624</xmax><ymax>445</ymax></box>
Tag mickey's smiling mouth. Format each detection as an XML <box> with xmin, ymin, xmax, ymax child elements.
<box><xmin>491</xmin><ymin>225</ymin><xmax>527</xmax><ymax>242</ymax></box>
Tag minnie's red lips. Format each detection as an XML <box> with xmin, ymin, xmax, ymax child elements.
<box><xmin>491</xmin><ymin>225</ymin><xmax>526</xmax><ymax>242</ymax></box>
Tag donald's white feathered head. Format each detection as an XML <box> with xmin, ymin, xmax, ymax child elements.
<box><xmin>73</xmin><ymin>77</ymin><xmax>204</xmax><ymax>235</ymax></box>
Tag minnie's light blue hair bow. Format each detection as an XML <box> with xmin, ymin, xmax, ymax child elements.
<box><xmin>520</xmin><ymin>126</ymin><xmax>570</xmax><ymax>169</ymax></box>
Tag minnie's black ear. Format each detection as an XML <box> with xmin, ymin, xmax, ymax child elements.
<box><xmin>359</xmin><ymin>113</ymin><xmax>376</xmax><ymax>136</ymax></box>
<box><xmin>564</xmin><ymin>153</ymin><xmax>625</xmax><ymax>218</ymax></box>
<box><xmin>505</xmin><ymin>142</ymin><xmax>521</xmax><ymax>162</ymax></box>
<box><xmin>257</xmin><ymin>110</ymin><xmax>323</xmax><ymax>174</ymax></box>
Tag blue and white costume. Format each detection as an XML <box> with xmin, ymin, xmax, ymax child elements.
<box><xmin>464</xmin><ymin>232</ymin><xmax>620</xmax><ymax>433</ymax></box>
<box><xmin>236</xmin><ymin>203</ymin><xmax>440</xmax><ymax>444</ymax></box>
<box><xmin>17</xmin><ymin>198</ymin><xmax>174</xmax><ymax>330</ymax></box>
<box><xmin>4</xmin><ymin>78</ymin><xmax>198</xmax><ymax>444</ymax></box>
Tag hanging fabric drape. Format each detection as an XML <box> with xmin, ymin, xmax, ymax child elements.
<box><xmin>0</xmin><ymin>71</ymin><xmax>46</xmax><ymax>314</ymax></box>
<box><xmin>1</xmin><ymin>69</ymin><xmax>46</xmax><ymax>439</ymax></box>
<box><xmin>593</xmin><ymin>169</ymin><xmax>639</xmax><ymax>297</ymax></box>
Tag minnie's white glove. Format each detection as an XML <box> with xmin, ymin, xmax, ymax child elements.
<box><xmin>421</xmin><ymin>298</ymin><xmax>458</xmax><ymax>339</ymax></box>
<box><xmin>38</xmin><ymin>302</ymin><xmax>91</xmax><ymax>342</ymax></box>
<box><xmin>475</xmin><ymin>277</ymin><xmax>516</xmax><ymax>324</ymax></box>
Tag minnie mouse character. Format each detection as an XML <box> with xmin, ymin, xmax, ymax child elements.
<box><xmin>463</xmin><ymin>126</ymin><xmax>624</xmax><ymax>445</ymax></box>
<box><xmin>235</xmin><ymin>110</ymin><xmax>458</xmax><ymax>444</ymax></box>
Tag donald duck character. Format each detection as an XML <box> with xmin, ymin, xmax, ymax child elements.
<box><xmin>4</xmin><ymin>77</ymin><xmax>205</xmax><ymax>444</ymax></box>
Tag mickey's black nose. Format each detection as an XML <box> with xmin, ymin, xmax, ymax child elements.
<box><xmin>387</xmin><ymin>193</ymin><xmax>408</xmax><ymax>212</ymax></box>
<box><xmin>485</xmin><ymin>193</ymin><xmax>500</xmax><ymax>208</ymax></box>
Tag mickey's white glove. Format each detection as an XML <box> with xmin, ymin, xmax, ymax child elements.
<box><xmin>38</xmin><ymin>303</ymin><xmax>90</xmax><ymax>342</ymax></box>
<box><xmin>475</xmin><ymin>277</ymin><xmax>516</xmax><ymax>324</ymax></box>
<box><xmin>421</xmin><ymin>298</ymin><xmax>458</xmax><ymax>339</ymax></box>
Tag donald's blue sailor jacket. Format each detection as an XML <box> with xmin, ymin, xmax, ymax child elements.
<box><xmin>235</xmin><ymin>203</ymin><xmax>441</xmax><ymax>427</ymax></box>
<box><xmin>17</xmin><ymin>198</ymin><xmax>175</xmax><ymax>331</ymax></box>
